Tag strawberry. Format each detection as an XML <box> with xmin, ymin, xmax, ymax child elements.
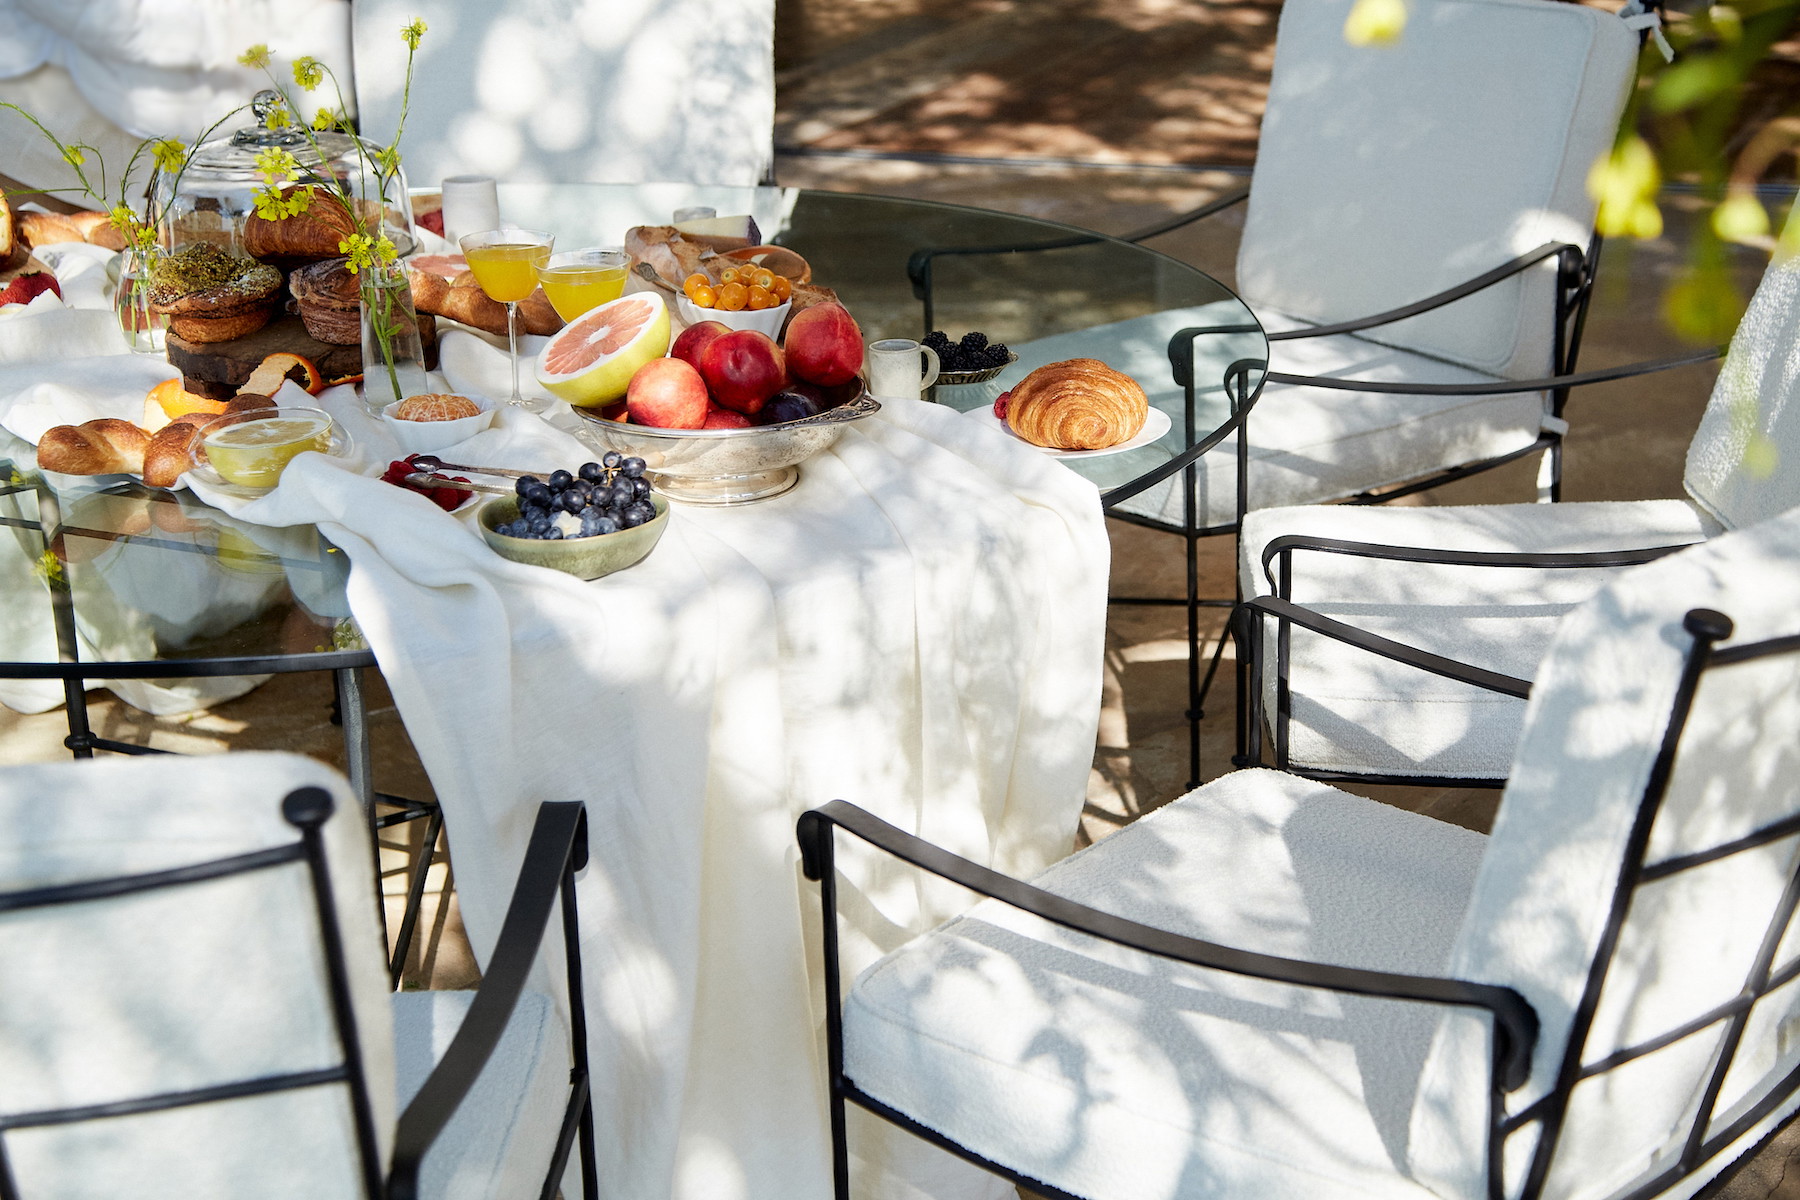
<box><xmin>993</xmin><ymin>389</ymin><xmax>1012</xmax><ymax>420</ymax></box>
<box><xmin>0</xmin><ymin>273</ymin><xmax>61</xmax><ymax>307</ymax></box>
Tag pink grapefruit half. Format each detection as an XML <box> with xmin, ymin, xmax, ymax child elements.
<box><xmin>534</xmin><ymin>292</ymin><xmax>671</xmax><ymax>406</ymax></box>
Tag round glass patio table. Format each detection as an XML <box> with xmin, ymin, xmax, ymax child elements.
<box><xmin>489</xmin><ymin>183</ymin><xmax>1269</xmax><ymax>506</ymax></box>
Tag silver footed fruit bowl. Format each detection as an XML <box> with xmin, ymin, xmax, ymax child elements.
<box><xmin>568</xmin><ymin>391</ymin><xmax>882</xmax><ymax>506</ymax></box>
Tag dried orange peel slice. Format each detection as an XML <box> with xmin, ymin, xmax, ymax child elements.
<box><xmin>239</xmin><ymin>352</ymin><xmax>324</xmax><ymax>398</ymax></box>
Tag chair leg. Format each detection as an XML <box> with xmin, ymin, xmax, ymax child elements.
<box><xmin>388</xmin><ymin>805</ymin><xmax>443</xmax><ymax>989</ymax></box>
<box><xmin>1185</xmin><ymin>528</ymin><xmax>1202</xmax><ymax>789</ymax></box>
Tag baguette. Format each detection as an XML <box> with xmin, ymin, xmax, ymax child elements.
<box><xmin>406</xmin><ymin>267</ymin><xmax>562</xmax><ymax>336</ymax></box>
<box><xmin>18</xmin><ymin>209</ymin><xmax>126</xmax><ymax>251</ymax></box>
<box><xmin>37</xmin><ymin>419</ymin><xmax>151</xmax><ymax>474</ymax></box>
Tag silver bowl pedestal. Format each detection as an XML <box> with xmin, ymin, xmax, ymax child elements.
<box><xmin>567</xmin><ymin>392</ymin><xmax>882</xmax><ymax>506</ymax></box>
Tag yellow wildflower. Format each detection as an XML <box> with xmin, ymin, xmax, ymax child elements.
<box><xmin>238</xmin><ymin>44</ymin><xmax>272</xmax><ymax>69</ymax></box>
<box><xmin>312</xmin><ymin>106</ymin><xmax>342</xmax><ymax>132</ymax></box>
<box><xmin>60</xmin><ymin>144</ymin><xmax>84</xmax><ymax>169</ymax></box>
<box><xmin>151</xmin><ymin>138</ymin><xmax>186</xmax><ymax>174</ymax></box>
<box><xmin>339</xmin><ymin>232</ymin><xmax>397</xmax><ymax>274</ymax></box>
<box><xmin>1588</xmin><ymin>137</ymin><xmax>1663</xmax><ymax>240</ymax></box>
<box><xmin>1344</xmin><ymin>0</ymin><xmax>1406</xmax><ymax>45</ymax></box>
<box><xmin>402</xmin><ymin>19</ymin><xmax>428</xmax><ymax>50</ymax></box>
<box><xmin>293</xmin><ymin>56</ymin><xmax>325</xmax><ymax>91</ymax></box>
<box><xmin>1712</xmin><ymin>191</ymin><xmax>1769</xmax><ymax>245</ymax></box>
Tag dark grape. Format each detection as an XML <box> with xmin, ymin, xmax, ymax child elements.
<box><xmin>620</xmin><ymin>457</ymin><xmax>646</xmax><ymax>478</ymax></box>
<box><xmin>627</xmin><ymin>501</ymin><xmax>657</xmax><ymax>525</ymax></box>
<box><xmin>761</xmin><ymin>391</ymin><xmax>822</xmax><ymax>425</ymax></box>
<box><xmin>632</xmin><ymin>477</ymin><xmax>652</xmax><ymax>500</ymax></box>
<box><xmin>601</xmin><ymin>450</ymin><xmax>623</xmax><ymax>469</ymax></box>
<box><xmin>523</xmin><ymin>482</ymin><xmax>552</xmax><ymax>507</ymax></box>
<box><xmin>591</xmin><ymin>514</ymin><xmax>619</xmax><ymax>535</ymax></box>
<box><xmin>578</xmin><ymin>461</ymin><xmax>605</xmax><ymax>483</ymax></box>
<box><xmin>514</xmin><ymin>475</ymin><xmax>540</xmax><ymax>497</ymax></box>
<box><xmin>558</xmin><ymin>490</ymin><xmax>585</xmax><ymax>514</ymax></box>
<box><xmin>619</xmin><ymin>505</ymin><xmax>647</xmax><ymax>529</ymax></box>
<box><xmin>548</xmin><ymin>469</ymin><xmax>574</xmax><ymax>490</ymax></box>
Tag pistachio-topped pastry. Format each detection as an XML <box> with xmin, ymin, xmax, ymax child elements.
<box><xmin>149</xmin><ymin>244</ymin><xmax>284</xmax><ymax>343</ymax></box>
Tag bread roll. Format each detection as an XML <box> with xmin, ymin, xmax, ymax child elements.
<box><xmin>37</xmin><ymin>419</ymin><xmax>151</xmax><ymax>474</ymax></box>
<box><xmin>18</xmin><ymin>209</ymin><xmax>126</xmax><ymax>251</ymax></box>
<box><xmin>142</xmin><ymin>420</ymin><xmax>205</xmax><ymax>488</ymax></box>
<box><xmin>1005</xmin><ymin>358</ymin><xmax>1148</xmax><ymax>451</ymax></box>
<box><xmin>406</xmin><ymin>267</ymin><xmax>562</xmax><ymax>336</ymax></box>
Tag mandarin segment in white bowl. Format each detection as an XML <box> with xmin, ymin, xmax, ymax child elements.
<box><xmin>379</xmin><ymin>391</ymin><xmax>496</xmax><ymax>453</ymax></box>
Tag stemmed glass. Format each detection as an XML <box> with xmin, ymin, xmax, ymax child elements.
<box><xmin>459</xmin><ymin>228</ymin><xmax>554</xmax><ymax>410</ymax></box>
<box><xmin>537</xmin><ymin>248</ymin><xmax>629</xmax><ymax>323</ymax></box>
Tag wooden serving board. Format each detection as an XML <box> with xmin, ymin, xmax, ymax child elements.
<box><xmin>167</xmin><ymin>312</ymin><xmax>439</xmax><ymax>399</ymax></box>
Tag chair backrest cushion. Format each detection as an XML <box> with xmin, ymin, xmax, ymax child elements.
<box><xmin>353</xmin><ymin>0</ymin><xmax>775</xmax><ymax>187</ymax></box>
<box><xmin>0</xmin><ymin>752</ymin><xmax>395</xmax><ymax>1199</ymax></box>
<box><xmin>1684</xmin><ymin>256</ymin><xmax>1800</xmax><ymax>531</ymax></box>
<box><xmin>1408</xmin><ymin>508</ymin><xmax>1800</xmax><ymax>1200</ymax></box>
<box><xmin>1236</xmin><ymin>0</ymin><xmax>1636</xmax><ymax>380</ymax></box>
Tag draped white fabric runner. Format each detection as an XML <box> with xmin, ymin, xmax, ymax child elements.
<box><xmin>203</xmin><ymin>380</ymin><xmax>1110</xmax><ymax>1200</ymax></box>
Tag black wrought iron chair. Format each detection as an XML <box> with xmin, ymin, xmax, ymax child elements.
<box><xmin>800</xmin><ymin>502</ymin><xmax>1800</xmax><ymax>1200</ymax></box>
<box><xmin>1231</xmin><ymin>251</ymin><xmax>1797</xmax><ymax>789</ymax></box>
<box><xmin>0</xmin><ymin>752</ymin><xmax>595</xmax><ymax>1200</ymax></box>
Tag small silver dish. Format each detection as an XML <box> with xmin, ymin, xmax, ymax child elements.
<box><xmin>936</xmin><ymin>351</ymin><xmax>1019</xmax><ymax>387</ymax></box>
<box><xmin>568</xmin><ymin>391</ymin><xmax>882</xmax><ymax>506</ymax></box>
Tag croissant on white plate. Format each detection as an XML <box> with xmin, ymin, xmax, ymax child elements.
<box><xmin>1005</xmin><ymin>358</ymin><xmax>1147</xmax><ymax>451</ymax></box>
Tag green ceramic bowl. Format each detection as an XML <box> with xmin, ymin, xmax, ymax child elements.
<box><xmin>478</xmin><ymin>493</ymin><xmax>669</xmax><ymax>580</ymax></box>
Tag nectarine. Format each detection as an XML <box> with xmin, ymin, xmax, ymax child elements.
<box><xmin>698</xmin><ymin>329</ymin><xmax>787</xmax><ymax>415</ymax></box>
<box><xmin>783</xmin><ymin>302</ymin><xmax>863</xmax><ymax>386</ymax></box>
<box><xmin>627</xmin><ymin>357</ymin><xmax>709</xmax><ymax>429</ymax></box>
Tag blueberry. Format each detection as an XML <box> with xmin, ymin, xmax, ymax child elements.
<box><xmin>523</xmin><ymin>482</ymin><xmax>552</xmax><ymax>507</ymax></box>
<box><xmin>578</xmin><ymin>461</ymin><xmax>605</xmax><ymax>483</ymax></box>
<box><xmin>515</xmin><ymin>475</ymin><xmax>541</xmax><ymax>498</ymax></box>
<box><xmin>548</xmin><ymin>469</ymin><xmax>574</xmax><ymax>490</ymax></box>
<box><xmin>620</xmin><ymin>457</ymin><xmax>646</xmax><ymax>478</ymax></box>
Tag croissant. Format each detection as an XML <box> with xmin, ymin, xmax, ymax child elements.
<box><xmin>37</xmin><ymin>419</ymin><xmax>151</xmax><ymax>475</ymax></box>
<box><xmin>243</xmin><ymin>188</ymin><xmax>357</xmax><ymax>264</ymax></box>
<box><xmin>1005</xmin><ymin>359</ymin><xmax>1148</xmax><ymax>451</ymax></box>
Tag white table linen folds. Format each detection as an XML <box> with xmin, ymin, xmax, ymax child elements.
<box><xmin>210</xmin><ymin>391</ymin><xmax>1110</xmax><ymax>1200</ymax></box>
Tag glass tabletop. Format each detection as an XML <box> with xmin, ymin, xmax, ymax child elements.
<box><xmin>0</xmin><ymin>185</ymin><xmax>1266</xmax><ymax>677</ymax></box>
<box><xmin>495</xmin><ymin>185</ymin><xmax>1270</xmax><ymax>504</ymax></box>
<box><xmin>0</xmin><ymin>436</ymin><xmax>364</xmax><ymax>677</ymax></box>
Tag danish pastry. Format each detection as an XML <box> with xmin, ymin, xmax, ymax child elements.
<box><xmin>1004</xmin><ymin>358</ymin><xmax>1147</xmax><ymax>451</ymax></box>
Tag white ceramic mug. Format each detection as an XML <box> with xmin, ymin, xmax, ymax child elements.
<box><xmin>866</xmin><ymin>339</ymin><xmax>942</xmax><ymax>401</ymax></box>
<box><xmin>440</xmin><ymin>175</ymin><xmax>501</xmax><ymax>245</ymax></box>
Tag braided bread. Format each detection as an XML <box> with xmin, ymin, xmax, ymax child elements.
<box><xmin>1005</xmin><ymin>358</ymin><xmax>1147</xmax><ymax>451</ymax></box>
<box><xmin>37</xmin><ymin>419</ymin><xmax>151</xmax><ymax>475</ymax></box>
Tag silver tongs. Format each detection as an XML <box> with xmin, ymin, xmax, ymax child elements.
<box><xmin>406</xmin><ymin>455</ymin><xmax>542</xmax><ymax>480</ymax></box>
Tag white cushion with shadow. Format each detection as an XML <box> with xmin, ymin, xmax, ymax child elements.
<box><xmin>843</xmin><ymin>769</ymin><xmax>1489</xmax><ymax>1200</ymax></box>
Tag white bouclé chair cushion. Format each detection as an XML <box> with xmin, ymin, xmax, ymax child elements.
<box><xmin>392</xmin><ymin>989</ymin><xmax>571</xmax><ymax>1200</ymax></box>
<box><xmin>1410</xmin><ymin>508</ymin><xmax>1800</xmax><ymax>1200</ymax></box>
<box><xmin>1237</xmin><ymin>0</ymin><xmax>1635</xmax><ymax>380</ymax></box>
<box><xmin>0</xmin><ymin>753</ymin><xmax>396</xmax><ymax>1199</ymax></box>
<box><xmin>843</xmin><ymin>769</ymin><xmax>1491</xmax><ymax>1200</ymax></box>
<box><xmin>1238</xmin><ymin>500</ymin><xmax>1719</xmax><ymax>778</ymax></box>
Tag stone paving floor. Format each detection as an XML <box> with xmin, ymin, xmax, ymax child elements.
<box><xmin>1</xmin><ymin>0</ymin><xmax>1797</xmax><ymax>1192</ymax></box>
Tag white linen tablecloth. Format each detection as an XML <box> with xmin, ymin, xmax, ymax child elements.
<box><xmin>205</xmin><ymin>378</ymin><xmax>1110</xmax><ymax>1200</ymax></box>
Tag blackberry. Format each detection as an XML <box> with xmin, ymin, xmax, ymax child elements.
<box><xmin>923</xmin><ymin>330</ymin><xmax>952</xmax><ymax>350</ymax></box>
<box><xmin>959</xmin><ymin>331</ymin><xmax>988</xmax><ymax>352</ymax></box>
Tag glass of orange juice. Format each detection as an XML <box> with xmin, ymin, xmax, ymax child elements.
<box><xmin>538</xmin><ymin>248</ymin><xmax>629</xmax><ymax>322</ymax></box>
<box><xmin>460</xmin><ymin>228</ymin><xmax>554</xmax><ymax>410</ymax></box>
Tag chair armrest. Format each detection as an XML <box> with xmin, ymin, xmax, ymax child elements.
<box><xmin>1244</xmin><ymin>595</ymin><xmax>1533</xmax><ymax>699</ymax></box>
<box><xmin>1259</xmin><ymin>532</ymin><xmax>1695</xmax><ymax>587</ymax></box>
<box><xmin>1120</xmin><ymin>184</ymin><xmax>1250</xmax><ymax>243</ymax></box>
<box><xmin>1263</xmin><ymin>347</ymin><xmax>1720</xmax><ymax>397</ymax></box>
<box><xmin>798</xmin><ymin>799</ymin><xmax>1538</xmax><ymax>1091</ymax></box>
<box><xmin>387</xmin><ymin>800</ymin><xmax>589</xmax><ymax>1200</ymax></box>
<box><xmin>1265</xmin><ymin>242</ymin><xmax>1580</xmax><ymax>342</ymax></box>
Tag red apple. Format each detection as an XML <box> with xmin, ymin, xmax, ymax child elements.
<box><xmin>627</xmin><ymin>357</ymin><xmax>709</xmax><ymax>429</ymax></box>
<box><xmin>702</xmin><ymin>405</ymin><xmax>754</xmax><ymax>429</ymax></box>
<box><xmin>783</xmin><ymin>301</ymin><xmax>863</xmax><ymax>386</ymax></box>
<box><xmin>697</xmin><ymin>329</ymin><xmax>787</xmax><ymax>415</ymax></box>
<box><xmin>672</xmin><ymin>320</ymin><xmax>729</xmax><ymax>369</ymax></box>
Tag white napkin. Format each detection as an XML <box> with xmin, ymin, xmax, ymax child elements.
<box><xmin>27</xmin><ymin>242</ymin><xmax>120</xmax><ymax>311</ymax></box>
<box><xmin>214</xmin><ymin>386</ymin><xmax>1110</xmax><ymax>1200</ymax></box>
<box><xmin>436</xmin><ymin>328</ymin><xmax>560</xmax><ymax>409</ymax></box>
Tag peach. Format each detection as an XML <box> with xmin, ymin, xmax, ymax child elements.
<box><xmin>627</xmin><ymin>357</ymin><xmax>709</xmax><ymax>429</ymax></box>
<box><xmin>672</xmin><ymin>319</ymin><xmax>730</xmax><ymax>369</ymax></box>
<box><xmin>702</xmin><ymin>405</ymin><xmax>754</xmax><ymax>429</ymax></box>
<box><xmin>783</xmin><ymin>302</ymin><xmax>863</xmax><ymax>386</ymax></box>
<box><xmin>697</xmin><ymin>329</ymin><xmax>787</xmax><ymax>415</ymax></box>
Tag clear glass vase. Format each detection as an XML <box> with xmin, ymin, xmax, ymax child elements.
<box><xmin>112</xmin><ymin>250</ymin><xmax>168</xmax><ymax>354</ymax></box>
<box><xmin>359</xmin><ymin>260</ymin><xmax>428</xmax><ymax>413</ymax></box>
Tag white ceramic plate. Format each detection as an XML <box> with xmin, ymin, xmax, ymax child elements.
<box><xmin>966</xmin><ymin>404</ymin><xmax>1172</xmax><ymax>459</ymax></box>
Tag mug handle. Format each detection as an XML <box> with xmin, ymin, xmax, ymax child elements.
<box><xmin>919</xmin><ymin>345</ymin><xmax>940</xmax><ymax>390</ymax></box>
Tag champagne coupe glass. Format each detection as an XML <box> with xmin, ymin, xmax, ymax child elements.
<box><xmin>537</xmin><ymin>248</ymin><xmax>629</xmax><ymax>323</ymax></box>
<box><xmin>459</xmin><ymin>228</ymin><xmax>554</xmax><ymax>410</ymax></box>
